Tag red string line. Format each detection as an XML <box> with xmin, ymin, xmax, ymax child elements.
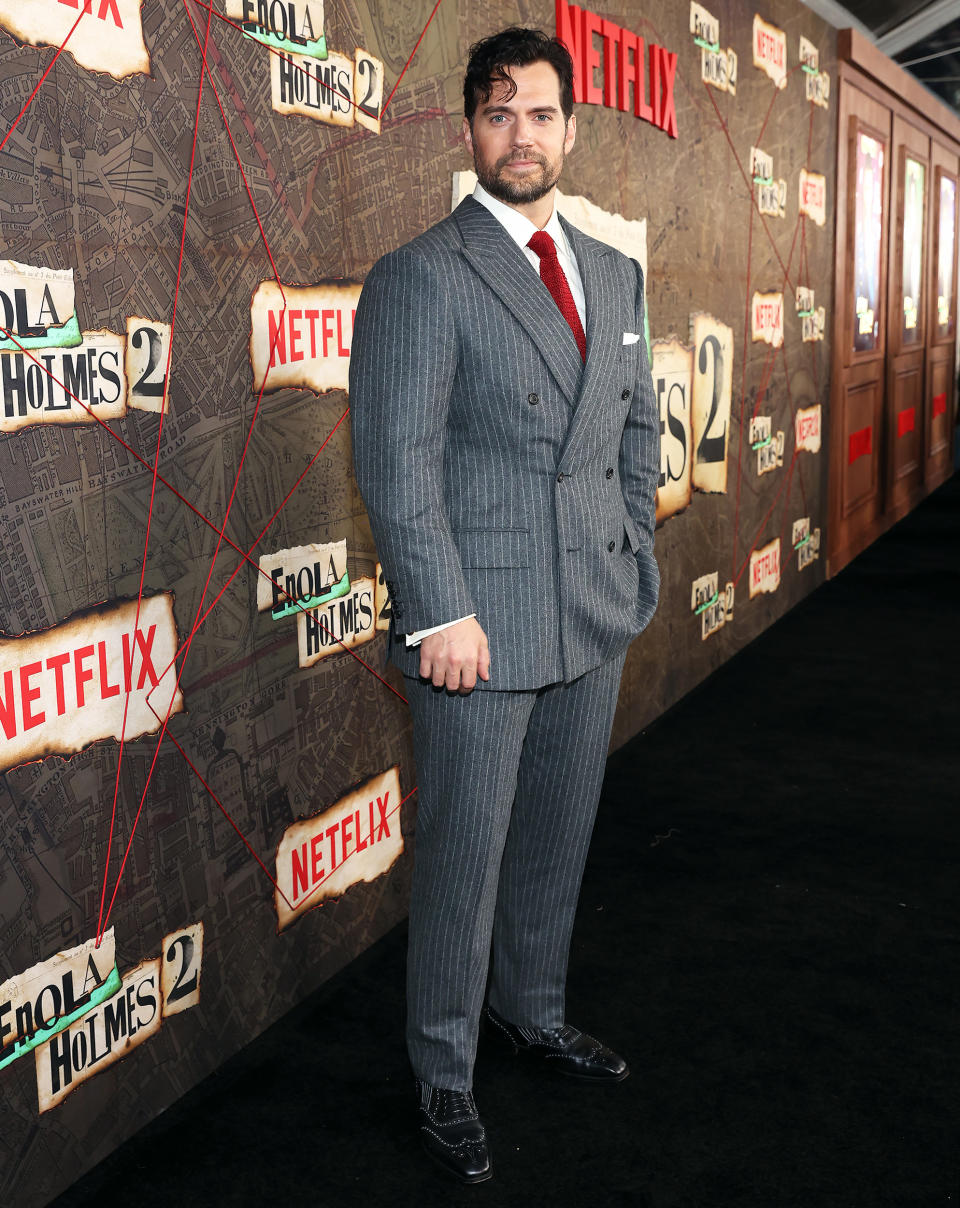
<box><xmin>381</xmin><ymin>0</ymin><xmax>445</xmax><ymax>115</ymax></box>
<box><xmin>96</xmin><ymin>3</ymin><xmax>216</xmax><ymax>944</ymax></box>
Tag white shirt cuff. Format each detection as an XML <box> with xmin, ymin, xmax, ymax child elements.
<box><xmin>405</xmin><ymin>614</ymin><xmax>476</xmax><ymax>647</ymax></box>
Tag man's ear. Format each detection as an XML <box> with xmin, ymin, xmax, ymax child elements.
<box><xmin>564</xmin><ymin>113</ymin><xmax>577</xmax><ymax>156</ymax></box>
<box><xmin>462</xmin><ymin>117</ymin><xmax>474</xmax><ymax>158</ymax></box>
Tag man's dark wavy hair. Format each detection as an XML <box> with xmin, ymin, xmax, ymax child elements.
<box><xmin>463</xmin><ymin>27</ymin><xmax>575</xmax><ymax>125</ymax></box>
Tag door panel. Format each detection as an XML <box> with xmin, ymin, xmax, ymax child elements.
<box><xmin>925</xmin><ymin>142</ymin><xmax>959</xmax><ymax>486</ymax></box>
<box><xmin>885</xmin><ymin>116</ymin><xmax>929</xmax><ymax>512</ymax></box>
<box><xmin>927</xmin><ymin>348</ymin><xmax>953</xmax><ymax>460</ymax></box>
<box><xmin>889</xmin><ymin>362</ymin><xmax>922</xmax><ymax>484</ymax></box>
<box><xmin>842</xmin><ymin>373</ymin><xmax>882</xmax><ymax>516</ymax></box>
<box><xmin>829</xmin><ymin>82</ymin><xmax>891</xmax><ymax>574</ymax></box>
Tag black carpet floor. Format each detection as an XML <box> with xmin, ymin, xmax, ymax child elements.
<box><xmin>55</xmin><ymin>475</ymin><xmax>959</xmax><ymax>1208</ymax></box>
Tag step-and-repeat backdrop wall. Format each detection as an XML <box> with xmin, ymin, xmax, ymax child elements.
<box><xmin>0</xmin><ymin>2</ymin><xmax>835</xmax><ymax>1202</ymax></box>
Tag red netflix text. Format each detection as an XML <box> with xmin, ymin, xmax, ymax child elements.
<box><xmin>0</xmin><ymin>626</ymin><xmax>159</xmax><ymax>740</ymax></box>
<box><xmin>57</xmin><ymin>0</ymin><xmax>123</xmax><ymax>29</ymax></box>
<box><xmin>267</xmin><ymin>306</ymin><xmax>355</xmax><ymax>369</ymax></box>
<box><xmin>555</xmin><ymin>0</ymin><xmax>678</xmax><ymax>138</ymax></box>
<box><xmin>289</xmin><ymin>790</ymin><xmax>392</xmax><ymax>902</ymax></box>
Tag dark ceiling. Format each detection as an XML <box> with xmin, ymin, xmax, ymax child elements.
<box><xmin>842</xmin><ymin>0</ymin><xmax>936</xmax><ymax>40</ymax></box>
<box><xmin>893</xmin><ymin>16</ymin><xmax>960</xmax><ymax>116</ymax></box>
<box><xmin>829</xmin><ymin>0</ymin><xmax>960</xmax><ymax>116</ymax></box>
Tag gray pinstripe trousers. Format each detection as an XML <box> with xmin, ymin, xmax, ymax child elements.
<box><xmin>404</xmin><ymin>651</ymin><xmax>628</xmax><ymax>1090</ymax></box>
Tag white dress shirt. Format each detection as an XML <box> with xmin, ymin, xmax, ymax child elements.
<box><xmin>404</xmin><ymin>181</ymin><xmax>585</xmax><ymax>647</ymax></box>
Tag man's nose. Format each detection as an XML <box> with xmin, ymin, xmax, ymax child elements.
<box><xmin>512</xmin><ymin>118</ymin><xmax>535</xmax><ymax>145</ymax></box>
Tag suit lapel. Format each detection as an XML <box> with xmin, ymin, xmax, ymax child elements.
<box><xmin>454</xmin><ymin>198</ymin><xmax>584</xmax><ymax>406</ymax></box>
<box><xmin>559</xmin><ymin>217</ymin><xmax>620</xmax><ymax>461</ymax></box>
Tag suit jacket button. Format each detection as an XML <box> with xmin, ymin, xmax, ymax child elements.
<box><xmin>608</xmin><ymin>540</ymin><xmax>616</xmax><ymax>552</ymax></box>
<box><xmin>528</xmin><ymin>392</ymin><xmax>540</xmax><ymax>405</ymax></box>
<box><xmin>605</xmin><ymin>467</ymin><xmax>614</xmax><ymax>479</ymax></box>
<box><xmin>621</xmin><ymin>388</ymin><xmax>631</xmax><ymax>400</ymax></box>
<box><xmin>557</xmin><ymin>472</ymin><xmax>565</xmax><ymax>483</ymax></box>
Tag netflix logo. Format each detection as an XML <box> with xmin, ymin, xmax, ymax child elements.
<box><xmin>748</xmin><ymin>538</ymin><xmax>781</xmax><ymax>598</ymax></box>
<box><xmin>795</xmin><ymin>404</ymin><xmax>822</xmax><ymax>454</ymax></box>
<box><xmin>249</xmin><ymin>280</ymin><xmax>362</xmax><ymax>395</ymax></box>
<box><xmin>0</xmin><ymin>594</ymin><xmax>183</xmax><ymax>775</ymax></box>
<box><xmin>555</xmin><ymin>0</ymin><xmax>678</xmax><ymax>138</ymax></box>
<box><xmin>274</xmin><ymin>766</ymin><xmax>404</xmax><ymax>930</ymax></box>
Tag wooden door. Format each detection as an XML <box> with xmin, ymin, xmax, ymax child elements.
<box><xmin>925</xmin><ymin>141</ymin><xmax>959</xmax><ymax>488</ymax></box>
<box><xmin>885</xmin><ymin>117</ymin><xmax>930</xmax><ymax>514</ymax></box>
<box><xmin>829</xmin><ymin>82</ymin><xmax>891</xmax><ymax>575</ymax></box>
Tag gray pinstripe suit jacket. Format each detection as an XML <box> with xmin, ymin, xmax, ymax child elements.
<box><xmin>350</xmin><ymin>196</ymin><xmax>659</xmax><ymax>691</ymax></box>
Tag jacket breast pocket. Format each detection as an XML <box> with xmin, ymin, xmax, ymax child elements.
<box><xmin>454</xmin><ymin>529</ymin><xmax>530</xmax><ymax>569</ymax></box>
<box><xmin>618</xmin><ymin>341</ymin><xmax>640</xmax><ymax>387</ymax></box>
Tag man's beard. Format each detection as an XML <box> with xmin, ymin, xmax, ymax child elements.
<box><xmin>475</xmin><ymin>149</ymin><xmax>564</xmax><ymax>205</ymax></box>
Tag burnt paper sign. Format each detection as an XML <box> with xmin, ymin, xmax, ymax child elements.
<box><xmin>0</xmin><ymin>0</ymin><xmax>150</xmax><ymax>79</ymax></box>
<box><xmin>690</xmin><ymin>313</ymin><xmax>733</xmax><ymax>494</ymax></box>
<box><xmin>792</xmin><ymin>517</ymin><xmax>821</xmax><ymax>570</ymax></box>
<box><xmin>748</xmin><ymin>537</ymin><xmax>781</xmax><ymax>598</ymax></box>
<box><xmin>249</xmin><ymin>281</ymin><xmax>362</xmax><ymax>395</ymax></box>
<box><xmin>269</xmin><ymin>47</ymin><xmax>383</xmax><ymax>130</ymax></box>
<box><xmin>297</xmin><ymin>576</ymin><xmax>377</xmax><ymax>667</ymax></box>
<box><xmin>34</xmin><ymin>958</ymin><xmax>162</xmax><ymax>1114</ymax></box>
<box><xmin>0</xmin><ymin>931</ymin><xmax>116</xmax><ymax>1069</ymax></box>
<box><xmin>0</xmin><ymin>260</ymin><xmax>79</xmax><ymax>351</ymax></box>
<box><xmin>224</xmin><ymin>0</ymin><xmax>325</xmax><ymax>54</ymax></box>
<box><xmin>374</xmin><ymin>563</ymin><xmax>391</xmax><ymax>632</ymax></box>
<box><xmin>256</xmin><ymin>540</ymin><xmax>349</xmax><ymax>619</ymax></box>
<box><xmin>652</xmin><ymin>338</ymin><xmax>693</xmax><ymax>524</ymax></box>
<box><xmin>0</xmin><ymin>593</ymin><xmax>184</xmax><ymax>775</ymax></box>
<box><xmin>0</xmin><ymin>330</ymin><xmax>127</xmax><ymax>433</ymax></box>
<box><xmin>795</xmin><ymin>404</ymin><xmax>822</xmax><ymax>453</ymax></box>
<box><xmin>274</xmin><ymin>765</ymin><xmax>404</xmax><ymax>930</ymax></box>
<box><xmin>160</xmin><ymin>923</ymin><xmax>204</xmax><ymax>1017</ymax></box>
<box><xmin>799</xmin><ymin>170</ymin><xmax>827</xmax><ymax>226</ymax></box>
<box><xmin>752</xmin><ymin>14</ymin><xmax>787</xmax><ymax>89</ymax></box>
<box><xmin>751</xmin><ymin>292</ymin><xmax>784</xmax><ymax>347</ymax></box>
<box><xmin>124</xmin><ymin>318</ymin><xmax>171</xmax><ymax>414</ymax></box>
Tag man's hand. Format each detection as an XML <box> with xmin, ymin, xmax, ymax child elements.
<box><xmin>419</xmin><ymin>617</ymin><xmax>491</xmax><ymax>693</ymax></box>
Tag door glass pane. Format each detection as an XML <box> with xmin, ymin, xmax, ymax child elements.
<box><xmin>853</xmin><ymin>131</ymin><xmax>885</xmax><ymax>353</ymax></box>
<box><xmin>902</xmin><ymin>156</ymin><xmax>925</xmax><ymax>344</ymax></box>
<box><xmin>937</xmin><ymin>174</ymin><xmax>956</xmax><ymax>337</ymax></box>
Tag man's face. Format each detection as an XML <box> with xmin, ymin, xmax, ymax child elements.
<box><xmin>463</xmin><ymin>60</ymin><xmax>576</xmax><ymax>207</ymax></box>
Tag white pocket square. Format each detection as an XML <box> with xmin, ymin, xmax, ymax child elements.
<box><xmin>622</xmin><ymin>332</ymin><xmax>641</xmax><ymax>344</ymax></box>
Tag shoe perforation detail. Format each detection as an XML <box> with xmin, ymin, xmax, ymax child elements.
<box><xmin>419</xmin><ymin>1126</ymin><xmax>488</xmax><ymax>1150</ymax></box>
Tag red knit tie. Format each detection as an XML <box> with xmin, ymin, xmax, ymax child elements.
<box><xmin>527</xmin><ymin>230</ymin><xmax>586</xmax><ymax>362</ymax></box>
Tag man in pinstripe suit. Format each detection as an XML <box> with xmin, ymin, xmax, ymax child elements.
<box><xmin>350</xmin><ymin>27</ymin><xmax>659</xmax><ymax>1183</ymax></box>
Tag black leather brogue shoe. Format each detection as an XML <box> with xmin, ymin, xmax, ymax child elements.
<box><xmin>415</xmin><ymin>1079</ymin><xmax>492</xmax><ymax>1184</ymax></box>
<box><xmin>482</xmin><ymin>1004</ymin><xmax>629</xmax><ymax>1082</ymax></box>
